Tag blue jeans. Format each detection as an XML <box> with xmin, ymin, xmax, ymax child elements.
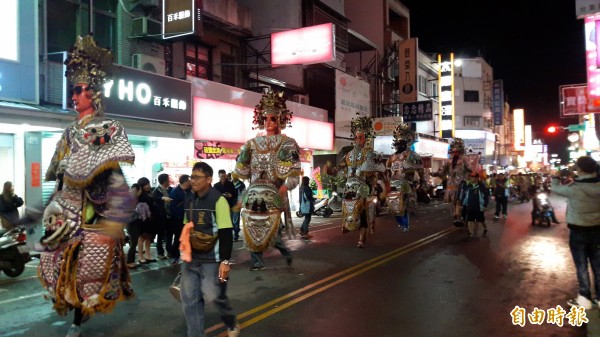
<box><xmin>569</xmin><ymin>229</ymin><xmax>600</xmax><ymax>301</ymax></box>
<box><xmin>180</xmin><ymin>261</ymin><xmax>236</xmax><ymax>337</ymax></box>
<box><xmin>232</xmin><ymin>211</ymin><xmax>241</xmax><ymax>240</ymax></box>
<box><xmin>250</xmin><ymin>228</ymin><xmax>291</xmax><ymax>267</ymax></box>
<box><xmin>395</xmin><ymin>214</ymin><xmax>410</xmax><ymax>229</ymax></box>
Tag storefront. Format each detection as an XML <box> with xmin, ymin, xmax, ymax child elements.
<box><xmin>0</xmin><ymin>65</ymin><xmax>195</xmax><ymax>209</ymax></box>
<box><xmin>189</xmin><ymin>77</ymin><xmax>334</xmax><ymax>208</ymax></box>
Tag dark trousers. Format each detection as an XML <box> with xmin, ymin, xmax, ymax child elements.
<box><xmin>495</xmin><ymin>196</ymin><xmax>508</xmax><ymax>216</ymax></box>
<box><xmin>166</xmin><ymin>218</ymin><xmax>184</xmax><ymax>258</ymax></box>
<box><xmin>569</xmin><ymin>229</ymin><xmax>600</xmax><ymax>300</ymax></box>
<box><xmin>156</xmin><ymin>219</ymin><xmax>167</xmax><ymax>256</ymax></box>
<box><xmin>126</xmin><ymin>220</ymin><xmax>142</xmax><ymax>264</ymax></box>
<box><xmin>300</xmin><ymin>213</ymin><xmax>312</xmax><ymax>234</ymax></box>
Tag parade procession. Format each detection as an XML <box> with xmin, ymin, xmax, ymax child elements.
<box><xmin>2</xmin><ymin>1</ymin><xmax>600</xmax><ymax>337</ymax></box>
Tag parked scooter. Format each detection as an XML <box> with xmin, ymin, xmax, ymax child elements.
<box><xmin>0</xmin><ymin>226</ymin><xmax>32</xmax><ymax>277</ymax></box>
<box><xmin>296</xmin><ymin>196</ymin><xmax>334</xmax><ymax>218</ymax></box>
<box><xmin>531</xmin><ymin>193</ymin><xmax>554</xmax><ymax>227</ymax></box>
<box><xmin>327</xmin><ymin>191</ymin><xmax>343</xmax><ymax>213</ymax></box>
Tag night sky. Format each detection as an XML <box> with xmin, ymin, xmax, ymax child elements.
<box><xmin>400</xmin><ymin>0</ymin><xmax>584</xmax><ymax>159</ymax></box>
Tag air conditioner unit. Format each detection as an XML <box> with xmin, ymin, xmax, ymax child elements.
<box><xmin>138</xmin><ymin>0</ymin><xmax>159</xmax><ymax>7</ymax></box>
<box><xmin>292</xmin><ymin>94</ymin><xmax>309</xmax><ymax>105</ymax></box>
<box><xmin>131</xmin><ymin>17</ymin><xmax>162</xmax><ymax>37</ymax></box>
<box><xmin>132</xmin><ymin>54</ymin><xmax>166</xmax><ymax>75</ymax></box>
<box><xmin>248</xmin><ymin>83</ymin><xmax>271</xmax><ymax>94</ymax></box>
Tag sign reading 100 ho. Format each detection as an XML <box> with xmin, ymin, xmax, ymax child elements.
<box><xmin>102</xmin><ymin>65</ymin><xmax>192</xmax><ymax>125</ymax></box>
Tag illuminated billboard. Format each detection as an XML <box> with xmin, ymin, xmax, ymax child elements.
<box><xmin>193</xmin><ymin>97</ymin><xmax>334</xmax><ymax>150</ymax></box>
<box><xmin>584</xmin><ymin>15</ymin><xmax>600</xmax><ymax>107</ymax></box>
<box><xmin>438</xmin><ymin>53</ymin><xmax>455</xmax><ymax>139</ymax></box>
<box><xmin>162</xmin><ymin>0</ymin><xmax>197</xmax><ymax>39</ymax></box>
<box><xmin>271</xmin><ymin>23</ymin><xmax>336</xmax><ymax>65</ymax></box>
<box><xmin>513</xmin><ymin>109</ymin><xmax>525</xmax><ymax>151</ymax></box>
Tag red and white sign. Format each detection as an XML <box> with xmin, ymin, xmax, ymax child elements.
<box><xmin>271</xmin><ymin>23</ymin><xmax>335</xmax><ymax>65</ymax></box>
<box><xmin>560</xmin><ymin>84</ymin><xmax>600</xmax><ymax>117</ymax></box>
<box><xmin>192</xmin><ymin>97</ymin><xmax>334</xmax><ymax>150</ymax></box>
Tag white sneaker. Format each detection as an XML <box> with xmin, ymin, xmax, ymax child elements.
<box><xmin>567</xmin><ymin>294</ymin><xmax>593</xmax><ymax>310</ymax></box>
<box><xmin>227</xmin><ymin>325</ymin><xmax>241</xmax><ymax>337</ymax></box>
<box><xmin>66</xmin><ymin>324</ymin><xmax>81</xmax><ymax>337</ymax></box>
<box><xmin>503</xmin><ymin>214</ymin><xmax>508</xmax><ymax>219</ymax></box>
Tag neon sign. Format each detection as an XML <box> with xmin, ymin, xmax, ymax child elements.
<box><xmin>271</xmin><ymin>23</ymin><xmax>336</xmax><ymax>65</ymax></box>
<box><xmin>438</xmin><ymin>53</ymin><xmax>455</xmax><ymax>138</ymax></box>
<box><xmin>103</xmin><ymin>65</ymin><xmax>191</xmax><ymax>124</ymax></box>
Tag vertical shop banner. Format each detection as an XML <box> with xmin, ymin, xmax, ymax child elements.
<box><xmin>399</xmin><ymin>38</ymin><xmax>418</xmax><ymax>103</ymax></box>
<box><xmin>585</xmin><ymin>16</ymin><xmax>600</xmax><ymax>107</ymax></box>
<box><xmin>438</xmin><ymin>53</ymin><xmax>455</xmax><ymax>139</ymax></box>
<box><xmin>492</xmin><ymin>80</ymin><xmax>504</xmax><ymax>125</ymax></box>
<box><xmin>334</xmin><ymin>70</ymin><xmax>371</xmax><ymax>138</ymax></box>
<box><xmin>31</xmin><ymin>163</ymin><xmax>41</xmax><ymax>187</ymax></box>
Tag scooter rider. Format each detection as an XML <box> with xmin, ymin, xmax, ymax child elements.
<box><xmin>531</xmin><ymin>176</ymin><xmax>559</xmax><ymax>225</ymax></box>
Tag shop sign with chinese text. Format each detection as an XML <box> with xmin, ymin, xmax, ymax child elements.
<box><xmin>402</xmin><ymin>100</ymin><xmax>433</xmax><ymax>122</ymax></box>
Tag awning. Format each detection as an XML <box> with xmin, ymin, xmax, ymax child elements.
<box><xmin>347</xmin><ymin>28</ymin><xmax>377</xmax><ymax>53</ymax></box>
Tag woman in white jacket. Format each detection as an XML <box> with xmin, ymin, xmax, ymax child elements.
<box><xmin>552</xmin><ymin>156</ymin><xmax>600</xmax><ymax>310</ymax></box>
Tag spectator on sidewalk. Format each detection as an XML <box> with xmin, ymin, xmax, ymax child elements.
<box><xmin>552</xmin><ymin>156</ymin><xmax>600</xmax><ymax>310</ymax></box>
<box><xmin>299</xmin><ymin>176</ymin><xmax>315</xmax><ymax>239</ymax></box>
<box><xmin>231</xmin><ymin>173</ymin><xmax>245</xmax><ymax>242</ymax></box>
<box><xmin>168</xmin><ymin>174</ymin><xmax>191</xmax><ymax>264</ymax></box>
<box><xmin>0</xmin><ymin>181</ymin><xmax>24</xmax><ymax>230</ymax></box>
<box><xmin>214</xmin><ymin>169</ymin><xmax>238</xmax><ymax>221</ymax></box>
<box><xmin>152</xmin><ymin>173</ymin><xmax>173</xmax><ymax>260</ymax></box>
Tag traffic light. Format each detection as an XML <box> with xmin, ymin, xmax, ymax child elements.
<box><xmin>546</xmin><ymin>125</ymin><xmax>558</xmax><ymax>134</ymax></box>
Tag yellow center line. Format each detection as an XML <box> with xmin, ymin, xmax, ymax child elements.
<box><xmin>208</xmin><ymin>226</ymin><xmax>459</xmax><ymax>335</ymax></box>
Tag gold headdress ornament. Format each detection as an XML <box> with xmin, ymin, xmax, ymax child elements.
<box><xmin>64</xmin><ymin>35</ymin><xmax>113</xmax><ymax>112</ymax></box>
<box><xmin>392</xmin><ymin>123</ymin><xmax>417</xmax><ymax>145</ymax></box>
<box><xmin>252</xmin><ymin>91</ymin><xmax>293</xmax><ymax>130</ymax></box>
<box><xmin>450</xmin><ymin>138</ymin><xmax>465</xmax><ymax>154</ymax></box>
<box><xmin>350</xmin><ymin>113</ymin><xmax>374</xmax><ymax>140</ymax></box>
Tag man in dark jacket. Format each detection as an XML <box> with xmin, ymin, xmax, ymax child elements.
<box><xmin>168</xmin><ymin>174</ymin><xmax>191</xmax><ymax>264</ymax></box>
<box><xmin>213</xmin><ymin>169</ymin><xmax>237</xmax><ymax>221</ymax></box>
<box><xmin>460</xmin><ymin>172</ymin><xmax>489</xmax><ymax>238</ymax></box>
<box><xmin>152</xmin><ymin>173</ymin><xmax>173</xmax><ymax>259</ymax></box>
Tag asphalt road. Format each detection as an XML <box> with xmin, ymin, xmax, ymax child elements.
<box><xmin>0</xmin><ymin>195</ymin><xmax>590</xmax><ymax>337</ymax></box>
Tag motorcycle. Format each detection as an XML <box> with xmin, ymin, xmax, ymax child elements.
<box><xmin>531</xmin><ymin>193</ymin><xmax>554</xmax><ymax>227</ymax></box>
<box><xmin>327</xmin><ymin>191</ymin><xmax>343</xmax><ymax>213</ymax></box>
<box><xmin>296</xmin><ymin>196</ymin><xmax>334</xmax><ymax>218</ymax></box>
<box><xmin>0</xmin><ymin>226</ymin><xmax>32</xmax><ymax>277</ymax></box>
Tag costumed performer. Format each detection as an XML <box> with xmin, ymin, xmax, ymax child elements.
<box><xmin>386</xmin><ymin>124</ymin><xmax>422</xmax><ymax>232</ymax></box>
<box><xmin>435</xmin><ymin>138</ymin><xmax>471</xmax><ymax>226</ymax></box>
<box><xmin>339</xmin><ymin>114</ymin><xmax>386</xmax><ymax>248</ymax></box>
<box><xmin>37</xmin><ymin>35</ymin><xmax>135</xmax><ymax>337</ymax></box>
<box><xmin>235</xmin><ymin>91</ymin><xmax>301</xmax><ymax>270</ymax></box>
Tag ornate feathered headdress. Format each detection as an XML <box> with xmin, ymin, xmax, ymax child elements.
<box><xmin>450</xmin><ymin>138</ymin><xmax>465</xmax><ymax>154</ymax></box>
<box><xmin>252</xmin><ymin>91</ymin><xmax>293</xmax><ymax>130</ymax></box>
<box><xmin>392</xmin><ymin>123</ymin><xmax>416</xmax><ymax>145</ymax></box>
<box><xmin>350</xmin><ymin>114</ymin><xmax>374</xmax><ymax>140</ymax></box>
<box><xmin>64</xmin><ymin>35</ymin><xmax>113</xmax><ymax>112</ymax></box>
